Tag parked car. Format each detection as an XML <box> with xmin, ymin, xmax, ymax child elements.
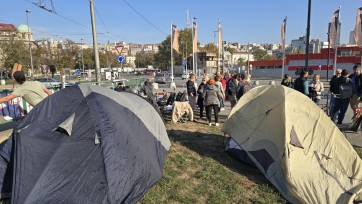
<box><xmin>113</xmin><ymin>79</ymin><xmax>129</xmax><ymax>85</ymax></box>
<box><xmin>32</xmin><ymin>78</ymin><xmax>73</xmax><ymax>89</ymax></box>
<box><xmin>154</xmin><ymin>73</ymin><xmax>170</xmax><ymax>84</ymax></box>
<box><xmin>181</xmin><ymin>73</ymin><xmax>190</xmax><ymax>80</ymax></box>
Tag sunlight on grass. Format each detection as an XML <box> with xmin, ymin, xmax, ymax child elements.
<box><xmin>140</xmin><ymin>123</ymin><xmax>287</xmax><ymax>204</ymax></box>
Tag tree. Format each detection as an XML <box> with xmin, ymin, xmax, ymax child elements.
<box><xmin>98</xmin><ymin>50</ymin><xmax>118</xmax><ymax>68</ymax></box>
<box><xmin>226</xmin><ymin>47</ymin><xmax>236</xmax><ymax>53</ymax></box>
<box><xmin>237</xmin><ymin>57</ymin><xmax>246</xmax><ymax>66</ymax></box>
<box><xmin>134</xmin><ymin>52</ymin><xmax>155</xmax><ymax>68</ymax></box>
<box><xmin>153</xmin><ymin>28</ymin><xmax>193</xmax><ymax>71</ymax></box>
<box><xmin>252</xmin><ymin>49</ymin><xmax>277</xmax><ymax>61</ymax></box>
<box><xmin>0</xmin><ymin>39</ymin><xmax>29</xmax><ymax>73</ymax></box>
<box><xmin>199</xmin><ymin>43</ymin><xmax>218</xmax><ymax>53</ymax></box>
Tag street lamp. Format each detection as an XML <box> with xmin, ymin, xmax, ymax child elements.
<box><xmin>247</xmin><ymin>43</ymin><xmax>250</xmax><ymax>75</ymax></box>
<box><xmin>222</xmin><ymin>41</ymin><xmax>226</xmax><ymax>73</ymax></box>
<box><xmin>26</xmin><ymin>10</ymin><xmax>34</xmax><ymax>79</ymax></box>
<box><xmin>81</xmin><ymin>38</ymin><xmax>85</xmax><ymax>76</ymax></box>
<box><xmin>214</xmin><ymin>31</ymin><xmax>218</xmax><ymax>69</ymax></box>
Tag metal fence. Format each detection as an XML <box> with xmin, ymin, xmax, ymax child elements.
<box><xmin>0</xmin><ymin>78</ymin><xmax>146</xmax><ymax>125</ymax></box>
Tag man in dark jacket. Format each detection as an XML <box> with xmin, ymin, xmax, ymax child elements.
<box><xmin>348</xmin><ymin>64</ymin><xmax>361</xmax><ymax>114</ymax></box>
<box><xmin>196</xmin><ymin>77</ymin><xmax>208</xmax><ymax>119</ymax></box>
<box><xmin>186</xmin><ymin>74</ymin><xmax>197</xmax><ymax>111</ymax></box>
<box><xmin>329</xmin><ymin>69</ymin><xmax>342</xmax><ymax>116</ymax></box>
<box><xmin>330</xmin><ymin>69</ymin><xmax>352</xmax><ymax>125</ymax></box>
<box><xmin>294</xmin><ymin>69</ymin><xmax>309</xmax><ymax>95</ymax></box>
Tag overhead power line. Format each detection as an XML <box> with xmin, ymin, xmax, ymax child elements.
<box><xmin>25</xmin><ymin>0</ymin><xmax>141</xmax><ymax>43</ymax></box>
<box><xmin>122</xmin><ymin>0</ymin><xmax>167</xmax><ymax>36</ymax></box>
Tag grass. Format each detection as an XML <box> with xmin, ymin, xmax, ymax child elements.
<box><xmin>139</xmin><ymin>115</ymin><xmax>362</xmax><ymax>204</ymax></box>
<box><xmin>139</xmin><ymin>119</ymin><xmax>288</xmax><ymax>204</ymax></box>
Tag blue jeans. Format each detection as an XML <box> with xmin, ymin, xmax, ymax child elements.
<box><xmin>313</xmin><ymin>98</ymin><xmax>320</xmax><ymax>105</ymax></box>
<box><xmin>329</xmin><ymin>95</ymin><xmax>336</xmax><ymax>116</ymax></box>
<box><xmin>331</xmin><ymin>98</ymin><xmax>350</xmax><ymax>124</ymax></box>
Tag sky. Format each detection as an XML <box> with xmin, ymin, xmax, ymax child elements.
<box><xmin>1</xmin><ymin>0</ymin><xmax>360</xmax><ymax>46</ymax></box>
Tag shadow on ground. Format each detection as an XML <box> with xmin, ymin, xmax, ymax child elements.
<box><xmin>167</xmin><ymin>126</ymin><xmax>269</xmax><ymax>185</ymax></box>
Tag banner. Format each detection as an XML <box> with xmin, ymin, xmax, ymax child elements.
<box><xmin>281</xmin><ymin>17</ymin><xmax>287</xmax><ymax>52</ymax></box>
<box><xmin>354</xmin><ymin>7</ymin><xmax>362</xmax><ymax>46</ymax></box>
<box><xmin>218</xmin><ymin>20</ymin><xmax>222</xmax><ymax>54</ymax></box>
<box><xmin>193</xmin><ymin>21</ymin><xmax>198</xmax><ymax>53</ymax></box>
<box><xmin>329</xmin><ymin>9</ymin><xmax>340</xmax><ymax>48</ymax></box>
<box><xmin>172</xmin><ymin>25</ymin><xmax>180</xmax><ymax>53</ymax></box>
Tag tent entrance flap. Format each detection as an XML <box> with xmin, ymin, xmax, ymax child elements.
<box><xmin>53</xmin><ymin>113</ymin><xmax>75</xmax><ymax>136</ymax></box>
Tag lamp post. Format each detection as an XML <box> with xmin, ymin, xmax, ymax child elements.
<box><xmin>305</xmin><ymin>0</ymin><xmax>312</xmax><ymax>70</ymax></box>
<box><xmin>222</xmin><ymin>41</ymin><xmax>226</xmax><ymax>73</ymax></box>
<box><xmin>81</xmin><ymin>38</ymin><xmax>85</xmax><ymax>77</ymax></box>
<box><xmin>26</xmin><ymin>10</ymin><xmax>34</xmax><ymax>79</ymax></box>
<box><xmin>247</xmin><ymin>43</ymin><xmax>250</xmax><ymax>75</ymax></box>
<box><xmin>214</xmin><ymin>31</ymin><xmax>218</xmax><ymax>70</ymax></box>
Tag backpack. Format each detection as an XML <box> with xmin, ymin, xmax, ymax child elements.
<box><xmin>175</xmin><ymin>92</ymin><xmax>183</xmax><ymax>101</ymax></box>
<box><xmin>339</xmin><ymin>80</ymin><xmax>352</xmax><ymax>99</ymax></box>
<box><xmin>236</xmin><ymin>81</ymin><xmax>252</xmax><ymax>99</ymax></box>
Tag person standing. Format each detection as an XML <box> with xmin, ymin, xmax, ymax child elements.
<box><xmin>203</xmin><ymin>78</ymin><xmax>222</xmax><ymax>126</ymax></box>
<box><xmin>220</xmin><ymin>74</ymin><xmax>227</xmax><ymax>110</ymax></box>
<box><xmin>186</xmin><ymin>74</ymin><xmax>197</xmax><ymax>111</ymax></box>
<box><xmin>329</xmin><ymin>69</ymin><xmax>342</xmax><ymax>116</ymax></box>
<box><xmin>0</xmin><ymin>71</ymin><xmax>52</xmax><ymax>106</ymax></box>
<box><xmin>294</xmin><ymin>70</ymin><xmax>309</xmax><ymax>95</ymax></box>
<box><xmin>215</xmin><ymin>75</ymin><xmax>225</xmax><ymax>111</ymax></box>
<box><xmin>308</xmin><ymin>74</ymin><xmax>324</xmax><ymax>105</ymax></box>
<box><xmin>236</xmin><ymin>74</ymin><xmax>253</xmax><ymax>100</ymax></box>
<box><xmin>228</xmin><ymin>74</ymin><xmax>239</xmax><ymax>109</ymax></box>
<box><xmin>196</xmin><ymin>77</ymin><xmax>208</xmax><ymax>119</ymax></box>
<box><xmin>281</xmin><ymin>74</ymin><xmax>293</xmax><ymax>88</ymax></box>
<box><xmin>330</xmin><ymin>69</ymin><xmax>352</xmax><ymax>125</ymax></box>
<box><xmin>348</xmin><ymin>64</ymin><xmax>361</xmax><ymax>114</ymax></box>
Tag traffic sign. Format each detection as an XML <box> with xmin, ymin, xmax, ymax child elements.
<box><xmin>117</xmin><ymin>55</ymin><xmax>124</xmax><ymax>63</ymax></box>
<box><xmin>115</xmin><ymin>46</ymin><xmax>124</xmax><ymax>54</ymax></box>
<box><xmin>76</xmin><ymin>71</ymin><xmax>81</xmax><ymax>76</ymax></box>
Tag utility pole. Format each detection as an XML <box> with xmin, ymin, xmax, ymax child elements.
<box><xmin>247</xmin><ymin>43</ymin><xmax>250</xmax><ymax>75</ymax></box>
<box><xmin>214</xmin><ymin>31</ymin><xmax>218</xmax><ymax>70</ymax></box>
<box><xmin>89</xmin><ymin>0</ymin><xmax>101</xmax><ymax>82</ymax></box>
<box><xmin>26</xmin><ymin>10</ymin><xmax>34</xmax><ymax>79</ymax></box>
<box><xmin>81</xmin><ymin>38</ymin><xmax>84</xmax><ymax>77</ymax></box>
<box><xmin>305</xmin><ymin>0</ymin><xmax>312</xmax><ymax>70</ymax></box>
<box><xmin>222</xmin><ymin>41</ymin><xmax>225</xmax><ymax>74</ymax></box>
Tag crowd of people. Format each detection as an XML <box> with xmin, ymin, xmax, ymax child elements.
<box><xmin>2</xmin><ymin>65</ymin><xmax>362</xmax><ymax>129</ymax></box>
<box><xmin>282</xmin><ymin>63</ymin><xmax>362</xmax><ymax>127</ymax></box>
<box><xmin>186</xmin><ymin>72</ymin><xmax>253</xmax><ymax>126</ymax></box>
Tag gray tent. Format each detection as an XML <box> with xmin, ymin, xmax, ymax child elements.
<box><xmin>0</xmin><ymin>85</ymin><xmax>170</xmax><ymax>203</ymax></box>
<box><xmin>222</xmin><ymin>85</ymin><xmax>362</xmax><ymax>204</ymax></box>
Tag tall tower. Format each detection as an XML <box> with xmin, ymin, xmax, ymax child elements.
<box><xmin>186</xmin><ymin>9</ymin><xmax>190</xmax><ymax>29</ymax></box>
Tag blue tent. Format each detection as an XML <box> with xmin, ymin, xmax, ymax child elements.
<box><xmin>0</xmin><ymin>85</ymin><xmax>171</xmax><ymax>203</ymax></box>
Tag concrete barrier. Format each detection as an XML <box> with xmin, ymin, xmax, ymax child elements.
<box><xmin>269</xmin><ymin>81</ymin><xmax>275</xmax><ymax>85</ymax></box>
